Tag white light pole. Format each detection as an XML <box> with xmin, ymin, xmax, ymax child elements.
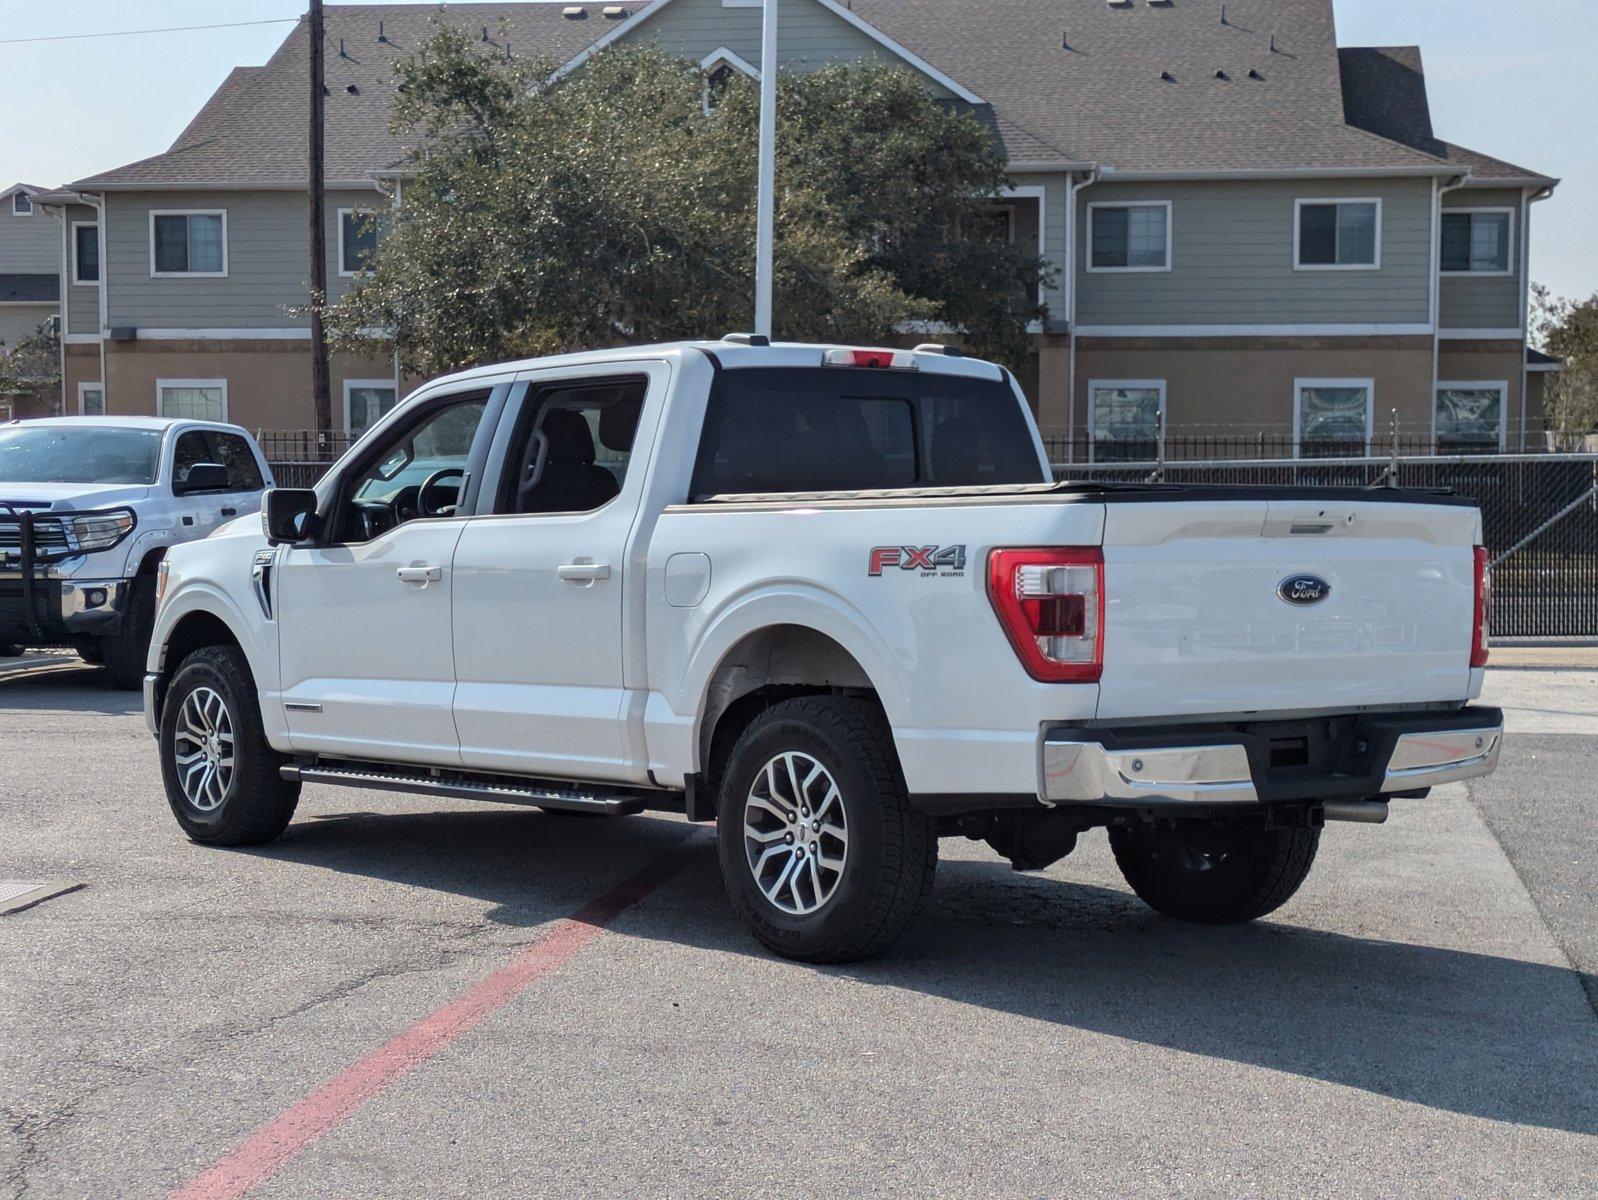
<box><xmin>754</xmin><ymin>0</ymin><xmax>779</xmax><ymax>338</ymax></box>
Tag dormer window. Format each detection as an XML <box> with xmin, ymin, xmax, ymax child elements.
<box><xmin>698</xmin><ymin>47</ymin><xmax>758</xmax><ymax>115</ymax></box>
<box><xmin>11</xmin><ymin>191</ymin><xmax>32</xmax><ymax>216</ymax></box>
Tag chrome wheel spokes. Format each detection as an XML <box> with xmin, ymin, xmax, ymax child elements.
<box><xmin>743</xmin><ymin>751</ymin><xmax>849</xmax><ymax>916</ymax></box>
<box><xmin>172</xmin><ymin>686</ymin><xmax>235</xmax><ymax>812</ymax></box>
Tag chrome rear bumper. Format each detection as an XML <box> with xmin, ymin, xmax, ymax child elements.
<box><xmin>1042</xmin><ymin>710</ymin><xmax>1504</xmax><ymax>808</ymax></box>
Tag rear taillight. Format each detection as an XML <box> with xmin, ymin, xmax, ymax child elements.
<box><xmin>987</xmin><ymin>548</ymin><xmax>1104</xmax><ymax>683</ymax></box>
<box><xmin>1472</xmin><ymin>545</ymin><xmax>1491</xmax><ymax>668</ymax></box>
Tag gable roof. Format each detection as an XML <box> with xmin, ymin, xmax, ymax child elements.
<box><xmin>1</xmin><ymin>183</ymin><xmax>45</xmax><ymax>201</ymax></box>
<box><xmin>558</xmin><ymin>0</ymin><xmax>983</xmax><ymax>104</ymax></box>
<box><xmin>72</xmin><ymin>4</ymin><xmax>635</xmax><ymax>190</ymax></box>
<box><xmin>67</xmin><ymin>0</ymin><xmax>1555</xmax><ymax>189</ymax></box>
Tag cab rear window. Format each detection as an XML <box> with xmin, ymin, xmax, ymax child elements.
<box><xmin>690</xmin><ymin>367</ymin><xmax>1044</xmax><ymax>498</ymax></box>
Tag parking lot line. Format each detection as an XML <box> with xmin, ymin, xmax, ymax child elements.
<box><xmin>166</xmin><ymin>835</ymin><xmax>704</xmax><ymax>1200</ymax></box>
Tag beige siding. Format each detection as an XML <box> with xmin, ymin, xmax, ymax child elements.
<box><xmin>0</xmin><ymin>199</ymin><xmax>61</xmax><ymax>273</ymax></box>
<box><xmin>620</xmin><ymin>0</ymin><xmax>951</xmax><ymax>93</ymax></box>
<box><xmin>1439</xmin><ymin>188</ymin><xmax>1524</xmax><ymax>332</ymax></box>
<box><xmin>1075</xmin><ymin>178</ymin><xmax>1434</xmax><ymax>328</ymax></box>
<box><xmin>104</xmin><ymin>188</ymin><xmax>384</xmax><ymax>331</ymax></box>
<box><xmin>64</xmin><ymin>204</ymin><xmax>102</xmax><ymax>338</ymax></box>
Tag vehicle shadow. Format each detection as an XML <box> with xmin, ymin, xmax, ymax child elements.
<box><xmin>251</xmin><ymin>807</ymin><xmax>1598</xmax><ymax>1137</ymax></box>
<box><xmin>0</xmin><ymin>663</ymin><xmax>143</xmax><ymax>715</ymax></box>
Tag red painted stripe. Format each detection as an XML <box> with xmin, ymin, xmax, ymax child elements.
<box><xmin>168</xmin><ymin>839</ymin><xmax>701</xmax><ymax>1200</ymax></box>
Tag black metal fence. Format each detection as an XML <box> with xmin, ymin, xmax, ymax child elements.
<box><xmin>259</xmin><ymin>430</ymin><xmax>358</xmax><ymax>489</ymax></box>
<box><xmin>1055</xmin><ymin>453</ymin><xmax>1598</xmax><ymax>638</ymax></box>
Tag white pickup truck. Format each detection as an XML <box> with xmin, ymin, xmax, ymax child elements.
<box><xmin>1</xmin><ymin>416</ymin><xmax>273</xmax><ymax>687</ymax></box>
<box><xmin>143</xmin><ymin>340</ymin><xmax>1501</xmax><ymax>962</ymax></box>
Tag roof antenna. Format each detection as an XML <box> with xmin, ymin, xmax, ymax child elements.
<box><xmin>1061</xmin><ymin>30</ymin><xmax>1071</xmax><ymax>51</ymax></box>
<box><xmin>338</xmin><ymin>37</ymin><xmax>350</xmax><ymax>58</ymax></box>
<box><xmin>1220</xmin><ymin>4</ymin><xmax>1228</xmax><ymax>24</ymax></box>
<box><xmin>1270</xmin><ymin>34</ymin><xmax>1278</xmax><ymax>53</ymax></box>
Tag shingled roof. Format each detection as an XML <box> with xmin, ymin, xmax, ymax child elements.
<box><xmin>70</xmin><ymin>0</ymin><xmax>1555</xmax><ymax>189</ymax></box>
<box><xmin>72</xmin><ymin>4</ymin><xmax>634</xmax><ymax>190</ymax></box>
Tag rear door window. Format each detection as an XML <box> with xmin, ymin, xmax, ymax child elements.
<box><xmin>690</xmin><ymin>367</ymin><xmax>1044</xmax><ymax>497</ymax></box>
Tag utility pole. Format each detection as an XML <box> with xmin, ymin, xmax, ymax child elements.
<box><xmin>753</xmin><ymin>0</ymin><xmax>778</xmax><ymax>338</ymax></box>
<box><xmin>308</xmin><ymin>0</ymin><xmax>332</xmax><ymax>446</ymax></box>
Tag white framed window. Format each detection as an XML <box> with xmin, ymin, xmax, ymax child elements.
<box><xmin>1087</xmin><ymin>201</ymin><xmax>1172</xmax><ymax>272</ymax></box>
<box><xmin>149</xmin><ymin>210</ymin><xmax>227</xmax><ymax>277</ymax></box>
<box><xmin>698</xmin><ymin>47</ymin><xmax>758</xmax><ymax>115</ymax></box>
<box><xmin>343</xmin><ymin>378</ymin><xmax>400</xmax><ymax>436</ymax></box>
<box><xmin>71</xmin><ymin>221</ymin><xmax>100</xmax><ymax>285</ymax></box>
<box><xmin>1294</xmin><ymin>378</ymin><xmax>1374</xmax><ymax>457</ymax></box>
<box><xmin>1294</xmin><ymin>199</ymin><xmax>1381</xmax><ymax>270</ymax></box>
<box><xmin>1435</xmin><ymin>381</ymin><xmax>1508</xmax><ymax>450</ymax></box>
<box><xmin>77</xmin><ymin>382</ymin><xmax>106</xmax><ymax>416</ymax></box>
<box><xmin>11</xmin><ymin>191</ymin><xmax>33</xmax><ymax>216</ymax></box>
<box><xmin>157</xmin><ymin>378</ymin><xmax>228</xmax><ymax>422</ymax></box>
<box><xmin>337</xmin><ymin>208</ymin><xmax>384</xmax><ymax>276</ymax></box>
<box><xmin>1440</xmin><ymin>208</ymin><xmax>1514</xmax><ymax>276</ymax></box>
<box><xmin>1088</xmin><ymin>379</ymin><xmax>1166</xmax><ymax>462</ymax></box>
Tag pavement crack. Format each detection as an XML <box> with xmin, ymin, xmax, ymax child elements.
<box><xmin>5</xmin><ymin>1103</ymin><xmax>80</xmax><ymax>1200</ymax></box>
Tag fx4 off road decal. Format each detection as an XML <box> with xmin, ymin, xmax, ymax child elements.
<box><xmin>869</xmin><ymin>545</ymin><xmax>967</xmax><ymax>578</ymax></box>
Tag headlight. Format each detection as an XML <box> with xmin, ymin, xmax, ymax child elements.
<box><xmin>70</xmin><ymin>508</ymin><xmax>136</xmax><ymax>552</ymax></box>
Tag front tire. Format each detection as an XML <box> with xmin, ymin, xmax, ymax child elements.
<box><xmin>1109</xmin><ymin>817</ymin><xmax>1320</xmax><ymax>925</ymax></box>
<box><xmin>716</xmin><ymin>697</ymin><xmax>936</xmax><ymax>964</ymax></box>
<box><xmin>160</xmin><ymin>644</ymin><xmax>300</xmax><ymax>846</ymax></box>
<box><xmin>102</xmin><ymin>573</ymin><xmax>155</xmax><ymax>690</ymax></box>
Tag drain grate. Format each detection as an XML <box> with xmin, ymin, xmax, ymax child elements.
<box><xmin>0</xmin><ymin>880</ymin><xmax>85</xmax><ymax>914</ymax></box>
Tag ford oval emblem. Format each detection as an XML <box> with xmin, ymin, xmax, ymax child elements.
<box><xmin>1278</xmin><ymin>574</ymin><xmax>1332</xmax><ymax>606</ymax></box>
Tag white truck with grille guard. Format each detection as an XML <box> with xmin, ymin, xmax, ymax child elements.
<box><xmin>0</xmin><ymin>417</ymin><xmax>272</xmax><ymax>687</ymax></box>
<box><xmin>142</xmin><ymin>340</ymin><xmax>1501</xmax><ymax>962</ymax></box>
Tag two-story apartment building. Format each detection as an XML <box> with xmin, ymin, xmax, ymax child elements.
<box><xmin>37</xmin><ymin>0</ymin><xmax>1558</xmax><ymax>456</ymax></box>
<box><xmin>0</xmin><ymin>182</ymin><xmax>62</xmax><ymax>418</ymax></box>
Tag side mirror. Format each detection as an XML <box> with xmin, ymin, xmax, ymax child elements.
<box><xmin>263</xmin><ymin>488</ymin><xmax>321</xmax><ymax>545</ymax></box>
<box><xmin>175</xmin><ymin>463</ymin><xmax>230</xmax><ymax>495</ymax></box>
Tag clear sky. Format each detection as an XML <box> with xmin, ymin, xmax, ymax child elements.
<box><xmin>2</xmin><ymin>0</ymin><xmax>1592</xmax><ymax>299</ymax></box>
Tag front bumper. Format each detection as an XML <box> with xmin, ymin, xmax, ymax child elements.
<box><xmin>0</xmin><ymin>573</ymin><xmax>129</xmax><ymax>644</ymax></box>
<box><xmin>1042</xmin><ymin>707</ymin><xmax>1504</xmax><ymax>809</ymax></box>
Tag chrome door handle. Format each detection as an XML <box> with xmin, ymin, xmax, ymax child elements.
<box><xmin>396</xmin><ymin>564</ymin><xmax>443</xmax><ymax>585</ymax></box>
<box><xmin>557</xmin><ymin>562</ymin><xmax>612</xmax><ymax>583</ymax></box>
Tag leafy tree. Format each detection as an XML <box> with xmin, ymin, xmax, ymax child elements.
<box><xmin>1531</xmin><ymin>284</ymin><xmax>1598</xmax><ymax>439</ymax></box>
<box><xmin>0</xmin><ymin>321</ymin><xmax>62</xmax><ymax>415</ymax></box>
<box><xmin>327</xmin><ymin>27</ymin><xmax>1046</xmax><ymax>377</ymax></box>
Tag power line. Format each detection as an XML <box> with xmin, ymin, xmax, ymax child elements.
<box><xmin>0</xmin><ymin>17</ymin><xmax>299</xmax><ymax>47</ymax></box>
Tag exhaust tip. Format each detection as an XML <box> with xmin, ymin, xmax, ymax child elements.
<box><xmin>1322</xmin><ymin>800</ymin><xmax>1389</xmax><ymax>825</ymax></box>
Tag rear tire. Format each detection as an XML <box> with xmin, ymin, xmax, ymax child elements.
<box><xmin>1109</xmin><ymin>817</ymin><xmax>1319</xmax><ymax>925</ymax></box>
<box><xmin>102</xmin><ymin>573</ymin><xmax>155</xmax><ymax>690</ymax></box>
<box><xmin>160</xmin><ymin>644</ymin><xmax>300</xmax><ymax>846</ymax></box>
<box><xmin>0</xmin><ymin>643</ymin><xmax>21</xmax><ymax>658</ymax></box>
<box><xmin>716</xmin><ymin>696</ymin><xmax>937</xmax><ymax>964</ymax></box>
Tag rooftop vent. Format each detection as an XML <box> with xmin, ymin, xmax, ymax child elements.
<box><xmin>346</xmin><ymin>83</ymin><xmax>359</xmax><ymax>94</ymax></box>
<box><xmin>602</xmin><ymin>5</ymin><xmax>627</xmax><ymax>17</ymax></box>
<box><xmin>1214</xmin><ymin>69</ymin><xmax>1229</xmax><ymax>80</ymax></box>
<box><xmin>1248</xmin><ymin>67</ymin><xmax>1264</xmax><ymax>80</ymax></box>
<box><xmin>1106</xmin><ymin>0</ymin><xmax>1131</xmax><ymax>8</ymax></box>
<box><xmin>1149</xmin><ymin>0</ymin><xmax>1173</xmax><ymax>6</ymax></box>
<box><xmin>1159</xmin><ymin>69</ymin><xmax>1175</xmax><ymax>82</ymax></box>
<box><xmin>563</xmin><ymin>5</ymin><xmax>587</xmax><ymax>17</ymax></box>
<box><xmin>377</xmin><ymin>20</ymin><xmax>388</xmax><ymax>43</ymax></box>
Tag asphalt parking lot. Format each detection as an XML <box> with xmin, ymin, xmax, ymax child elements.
<box><xmin>2</xmin><ymin>654</ymin><xmax>1595</xmax><ymax>1198</ymax></box>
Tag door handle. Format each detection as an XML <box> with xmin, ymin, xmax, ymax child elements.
<box><xmin>557</xmin><ymin>562</ymin><xmax>612</xmax><ymax>584</ymax></box>
<box><xmin>220</xmin><ymin>507</ymin><xmax>237</xmax><ymax>518</ymax></box>
<box><xmin>396</xmin><ymin>564</ymin><xmax>443</xmax><ymax>585</ymax></box>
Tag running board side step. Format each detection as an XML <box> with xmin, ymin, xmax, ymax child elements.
<box><xmin>280</xmin><ymin>761</ymin><xmax>652</xmax><ymax>816</ymax></box>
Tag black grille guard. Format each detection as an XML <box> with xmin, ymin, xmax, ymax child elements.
<box><xmin>0</xmin><ymin>501</ymin><xmax>138</xmax><ymax>641</ymax></box>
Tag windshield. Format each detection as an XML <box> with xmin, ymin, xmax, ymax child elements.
<box><xmin>0</xmin><ymin>426</ymin><xmax>163</xmax><ymax>485</ymax></box>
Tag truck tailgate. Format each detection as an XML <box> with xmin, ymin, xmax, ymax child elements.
<box><xmin>1096</xmin><ymin>498</ymin><xmax>1481</xmax><ymax>720</ymax></box>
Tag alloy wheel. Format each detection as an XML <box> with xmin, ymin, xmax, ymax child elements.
<box><xmin>172</xmin><ymin>686</ymin><xmax>235</xmax><ymax>812</ymax></box>
<box><xmin>743</xmin><ymin>751</ymin><xmax>849</xmax><ymax>916</ymax></box>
